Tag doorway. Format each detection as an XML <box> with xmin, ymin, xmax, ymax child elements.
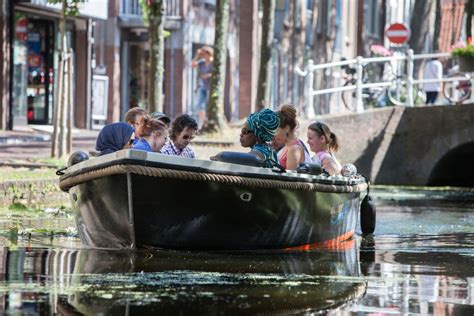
<box><xmin>12</xmin><ymin>15</ymin><xmax>55</xmax><ymax>126</ymax></box>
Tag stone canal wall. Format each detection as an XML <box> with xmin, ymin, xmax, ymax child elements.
<box><xmin>323</xmin><ymin>104</ymin><xmax>474</xmax><ymax>185</ymax></box>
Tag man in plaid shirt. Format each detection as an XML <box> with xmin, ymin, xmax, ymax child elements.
<box><xmin>161</xmin><ymin>114</ymin><xmax>198</xmax><ymax>158</ymax></box>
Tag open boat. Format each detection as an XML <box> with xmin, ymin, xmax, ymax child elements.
<box><xmin>58</xmin><ymin>149</ymin><xmax>368</xmax><ymax>250</ymax></box>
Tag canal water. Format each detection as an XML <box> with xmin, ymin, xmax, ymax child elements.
<box><xmin>0</xmin><ymin>187</ymin><xmax>473</xmax><ymax>315</ymax></box>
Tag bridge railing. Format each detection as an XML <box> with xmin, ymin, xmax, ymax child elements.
<box><xmin>295</xmin><ymin>50</ymin><xmax>462</xmax><ymax>116</ymax></box>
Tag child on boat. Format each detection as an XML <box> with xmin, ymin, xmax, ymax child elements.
<box><xmin>307</xmin><ymin>121</ymin><xmax>342</xmax><ymax>176</ymax></box>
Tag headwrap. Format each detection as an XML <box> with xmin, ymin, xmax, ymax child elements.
<box><xmin>246</xmin><ymin>108</ymin><xmax>280</xmax><ymax>142</ymax></box>
<box><xmin>96</xmin><ymin>122</ymin><xmax>134</xmax><ymax>156</ymax></box>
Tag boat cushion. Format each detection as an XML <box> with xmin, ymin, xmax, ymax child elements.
<box><xmin>210</xmin><ymin>151</ymin><xmax>265</xmax><ymax>167</ymax></box>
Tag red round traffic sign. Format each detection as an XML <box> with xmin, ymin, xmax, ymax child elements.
<box><xmin>15</xmin><ymin>17</ymin><xmax>28</xmax><ymax>42</ymax></box>
<box><xmin>386</xmin><ymin>23</ymin><xmax>410</xmax><ymax>44</ymax></box>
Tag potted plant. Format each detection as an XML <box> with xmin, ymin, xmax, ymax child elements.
<box><xmin>451</xmin><ymin>41</ymin><xmax>474</xmax><ymax>72</ymax></box>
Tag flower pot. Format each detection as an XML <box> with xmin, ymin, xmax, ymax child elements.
<box><xmin>457</xmin><ymin>55</ymin><xmax>474</xmax><ymax>72</ymax></box>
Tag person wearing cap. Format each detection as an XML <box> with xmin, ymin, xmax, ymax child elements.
<box><xmin>150</xmin><ymin>111</ymin><xmax>171</xmax><ymax>127</ymax></box>
<box><xmin>239</xmin><ymin>108</ymin><xmax>280</xmax><ymax>168</ymax></box>
<box><xmin>191</xmin><ymin>45</ymin><xmax>214</xmax><ymax>129</ymax></box>
<box><xmin>161</xmin><ymin>114</ymin><xmax>198</xmax><ymax>158</ymax></box>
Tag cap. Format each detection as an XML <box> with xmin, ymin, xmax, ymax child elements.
<box><xmin>150</xmin><ymin>112</ymin><xmax>171</xmax><ymax>124</ymax></box>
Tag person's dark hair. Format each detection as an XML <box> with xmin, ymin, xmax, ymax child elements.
<box><xmin>170</xmin><ymin>114</ymin><xmax>198</xmax><ymax>140</ymax></box>
<box><xmin>308</xmin><ymin>121</ymin><xmax>340</xmax><ymax>152</ymax></box>
<box><xmin>136</xmin><ymin>115</ymin><xmax>167</xmax><ymax>137</ymax></box>
<box><xmin>125</xmin><ymin>107</ymin><xmax>147</xmax><ymax>124</ymax></box>
<box><xmin>277</xmin><ymin>104</ymin><xmax>298</xmax><ymax>132</ymax></box>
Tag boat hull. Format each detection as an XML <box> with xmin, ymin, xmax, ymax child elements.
<box><xmin>71</xmin><ymin>173</ymin><xmax>360</xmax><ymax>250</ymax></box>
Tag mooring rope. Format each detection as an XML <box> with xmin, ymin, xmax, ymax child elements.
<box><xmin>59</xmin><ymin>164</ymin><xmax>367</xmax><ymax>193</ymax></box>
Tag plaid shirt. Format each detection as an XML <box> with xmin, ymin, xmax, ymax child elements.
<box><xmin>160</xmin><ymin>140</ymin><xmax>196</xmax><ymax>158</ymax></box>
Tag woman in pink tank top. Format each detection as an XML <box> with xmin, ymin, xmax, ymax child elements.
<box><xmin>274</xmin><ymin>104</ymin><xmax>312</xmax><ymax>170</ymax></box>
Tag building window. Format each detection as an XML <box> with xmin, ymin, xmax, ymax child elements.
<box><xmin>364</xmin><ymin>0</ymin><xmax>381</xmax><ymax>39</ymax></box>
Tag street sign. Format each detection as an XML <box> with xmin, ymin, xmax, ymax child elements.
<box><xmin>386</xmin><ymin>23</ymin><xmax>411</xmax><ymax>44</ymax></box>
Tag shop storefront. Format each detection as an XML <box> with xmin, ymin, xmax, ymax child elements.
<box><xmin>3</xmin><ymin>0</ymin><xmax>108</xmax><ymax>130</ymax></box>
<box><xmin>12</xmin><ymin>13</ymin><xmax>57</xmax><ymax>126</ymax></box>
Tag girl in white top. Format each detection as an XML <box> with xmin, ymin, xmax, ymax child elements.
<box><xmin>306</xmin><ymin>121</ymin><xmax>342</xmax><ymax>176</ymax></box>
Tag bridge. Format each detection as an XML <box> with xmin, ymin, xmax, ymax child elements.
<box><xmin>319</xmin><ymin>104</ymin><xmax>474</xmax><ymax>186</ymax></box>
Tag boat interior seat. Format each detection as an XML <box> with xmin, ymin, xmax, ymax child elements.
<box><xmin>296</xmin><ymin>162</ymin><xmax>323</xmax><ymax>175</ymax></box>
<box><xmin>210</xmin><ymin>151</ymin><xmax>264</xmax><ymax>167</ymax></box>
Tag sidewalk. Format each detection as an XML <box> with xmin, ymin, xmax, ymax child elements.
<box><xmin>0</xmin><ymin>125</ymin><xmax>98</xmax><ymax>145</ymax></box>
<box><xmin>0</xmin><ymin>125</ymin><xmax>237</xmax><ymax>161</ymax></box>
<box><xmin>0</xmin><ymin>125</ymin><xmax>98</xmax><ymax>161</ymax></box>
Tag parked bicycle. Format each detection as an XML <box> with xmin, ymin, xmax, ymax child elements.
<box><xmin>341</xmin><ymin>63</ymin><xmax>387</xmax><ymax>111</ymax></box>
<box><xmin>341</xmin><ymin>61</ymin><xmax>426</xmax><ymax>110</ymax></box>
<box><xmin>443</xmin><ymin>67</ymin><xmax>472</xmax><ymax>104</ymax></box>
<box><xmin>386</xmin><ymin>74</ymin><xmax>426</xmax><ymax>106</ymax></box>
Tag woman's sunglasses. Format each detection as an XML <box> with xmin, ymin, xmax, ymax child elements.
<box><xmin>241</xmin><ymin>128</ymin><xmax>254</xmax><ymax>135</ymax></box>
<box><xmin>182</xmin><ymin>135</ymin><xmax>195</xmax><ymax>140</ymax></box>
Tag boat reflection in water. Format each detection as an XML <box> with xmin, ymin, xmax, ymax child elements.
<box><xmin>0</xmin><ymin>241</ymin><xmax>365</xmax><ymax>314</ymax></box>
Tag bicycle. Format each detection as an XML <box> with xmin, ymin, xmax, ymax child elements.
<box><xmin>442</xmin><ymin>68</ymin><xmax>472</xmax><ymax>104</ymax></box>
<box><xmin>341</xmin><ymin>63</ymin><xmax>387</xmax><ymax>111</ymax></box>
<box><xmin>385</xmin><ymin>75</ymin><xmax>426</xmax><ymax>106</ymax></box>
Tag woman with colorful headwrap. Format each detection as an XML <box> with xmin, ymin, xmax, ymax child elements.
<box><xmin>239</xmin><ymin>108</ymin><xmax>280</xmax><ymax>168</ymax></box>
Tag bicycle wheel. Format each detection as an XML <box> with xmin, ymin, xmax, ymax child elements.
<box><xmin>386</xmin><ymin>77</ymin><xmax>423</xmax><ymax>106</ymax></box>
<box><xmin>341</xmin><ymin>80</ymin><xmax>357</xmax><ymax>111</ymax></box>
<box><xmin>443</xmin><ymin>72</ymin><xmax>472</xmax><ymax>104</ymax></box>
<box><xmin>386</xmin><ymin>77</ymin><xmax>408</xmax><ymax>106</ymax></box>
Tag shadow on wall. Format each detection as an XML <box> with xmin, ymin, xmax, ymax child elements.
<box><xmin>353</xmin><ymin>109</ymin><xmax>397</xmax><ymax>180</ymax></box>
<box><xmin>428</xmin><ymin>141</ymin><xmax>474</xmax><ymax>187</ymax></box>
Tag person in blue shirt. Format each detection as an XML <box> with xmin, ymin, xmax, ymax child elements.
<box><xmin>192</xmin><ymin>45</ymin><xmax>213</xmax><ymax>129</ymax></box>
<box><xmin>132</xmin><ymin>115</ymin><xmax>169</xmax><ymax>152</ymax></box>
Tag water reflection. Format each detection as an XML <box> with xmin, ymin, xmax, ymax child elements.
<box><xmin>1</xmin><ymin>187</ymin><xmax>474</xmax><ymax>314</ymax></box>
<box><xmin>0</xmin><ymin>245</ymin><xmax>365</xmax><ymax>314</ymax></box>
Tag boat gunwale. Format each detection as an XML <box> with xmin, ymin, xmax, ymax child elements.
<box><xmin>59</xmin><ymin>161</ymin><xmax>368</xmax><ymax>194</ymax></box>
<box><xmin>60</xmin><ymin>150</ymin><xmax>366</xmax><ymax>186</ymax></box>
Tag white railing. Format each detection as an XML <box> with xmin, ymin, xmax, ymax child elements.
<box><xmin>295</xmin><ymin>50</ymin><xmax>454</xmax><ymax>115</ymax></box>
